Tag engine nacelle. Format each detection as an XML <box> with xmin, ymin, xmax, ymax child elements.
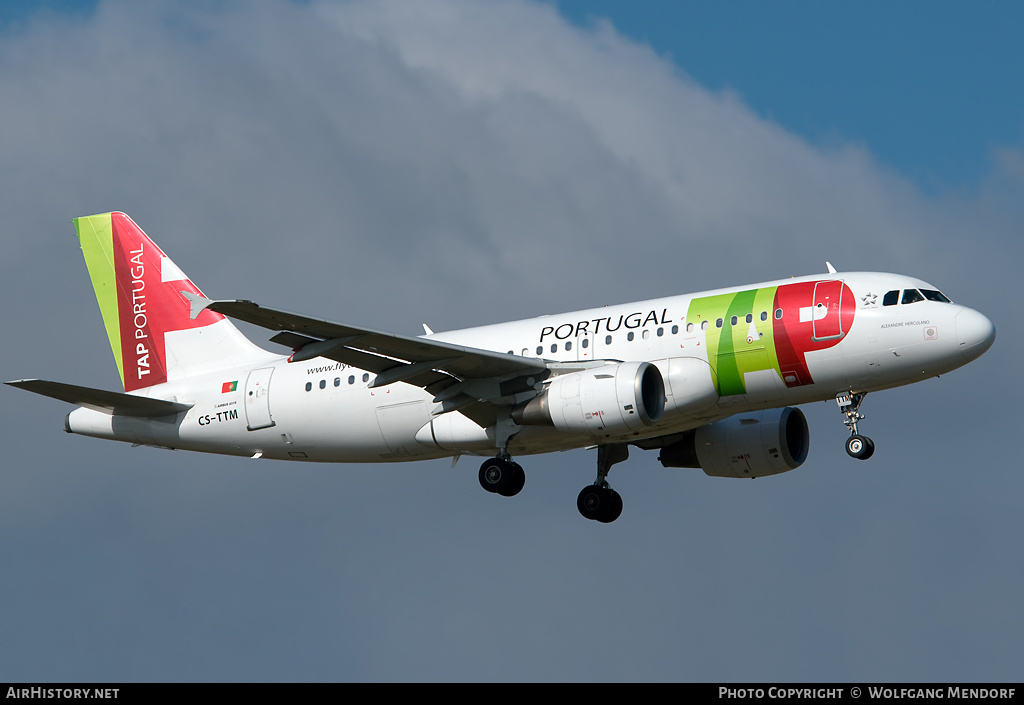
<box><xmin>659</xmin><ymin>407</ymin><xmax>809</xmax><ymax>478</ymax></box>
<box><xmin>659</xmin><ymin>356</ymin><xmax>719</xmax><ymax>417</ymax></box>
<box><xmin>513</xmin><ymin>361</ymin><xmax>665</xmax><ymax>435</ymax></box>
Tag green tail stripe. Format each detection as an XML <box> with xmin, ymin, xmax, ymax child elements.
<box><xmin>74</xmin><ymin>213</ymin><xmax>124</xmax><ymax>387</ymax></box>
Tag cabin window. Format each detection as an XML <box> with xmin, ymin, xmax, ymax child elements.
<box><xmin>701</xmin><ymin>320</ymin><xmax>709</xmax><ymax>330</ymax></box>
<box><xmin>605</xmin><ymin>335</ymin><xmax>612</xmax><ymax>345</ymax></box>
<box><xmin>671</xmin><ymin>325</ymin><xmax>679</xmax><ymax>334</ymax></box>
<box><xmin>716</xmin><ymin>318</ymin><xmax>724</xmax><ymax>328</ymax></box>
<box><xmin>362</xmin><ymin>373</ymin><xmax>370</xmax><ymax>383</ymax></box>
<box><xmin>882</xmin><ymin>290</ymin><xmax>900</xmax><ymax>306</ymax></box>
<box><xmin>657</xmin><ymin>327</ymin><xmax>664</xmax><ymax>337</ymax></box>
<box><xmin>581</xmin><ymin>338</ymin><xmax>589</xmax><ymax>348</ymax></box>
<box><xmin>902</xmin><ymin>289</ymin><xmax>924</xmax><ymax>305</ymax></box>
<box><xmin>305</xmin><ymin>382</ymin><xmax>312</xmax><ymax>392</ymax></box>
<box><xmin>565</xmin><ymin>341</ymin><xmax>572</xmax><ymax>351</ymax></box>
<box><xmin>642</xmin><ymin>329</ymin><xmax>650</xmax><ymax>340</ymax></box>
<box><xmin>627</xmin><ymin>331</ymin><xmax>635</xmax><ymax>341</ymax></box>
<box><xmin>536</xmin><ymin>346</ymin><xmax>543</xmax><ymax>356</ymax></box>
<box><xmin>730</xmin><ymin>316</ymin><xmax>738</xmax><ymax>326</ymax></box>
<box><xmin>319</xmin><ymin>379</ymin><xmax>326</xmax><ymax>389</ymax></box>
<box><xmin>550</xmin><ymin>343</ymin><xmax>558</xmax><ymax>353</ymax></box>
<box><xmin>348</xmin><ymin>375</ymin><xmax>355</xmax><ymax>385</ymax></box>
<box><xmin>334</xmin><ymin>378</ymin><xmax>340</xmax><ymax>387</ymax></box>
<box><xmin>760</xmin><ymin>311</ymin><xmax>768</xmax><ymax>321</ymax></box>
<box><xmin>774</xmin><ymin>309</ymin><xmax>782</xmax><ymax>319</ymax></box>
<box><xmin>745</xmin><ymin>313</ymin><xmax>752</xmax><ymax>324</ymax></box>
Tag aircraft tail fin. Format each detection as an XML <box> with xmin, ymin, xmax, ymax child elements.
<box><xmin>74</xmin><ymin>212</ymin><xmax>271</xmax><ymax>391</ymax></box>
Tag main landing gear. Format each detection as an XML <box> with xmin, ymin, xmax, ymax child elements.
<box><xmin>478</xmin><ymin>443</ymin><xmax>629</xmax><ymax>523</ymax></box>
<box><xmin>479</xmin><ymin>412</ymin><xmax>526</xmax><ymax>497</ymax></box>
<box><xmin>837</xmin><ymin>391</ymin><xmax>875</xmax><ymax>460</ymax></box>
<box><xmin>577</xmin><ymin>444</ymin><xmax>628</xmax><ymax>524</ymax></box>
<box><xmin>577</xmin><ymin>484</ymin><xmax>622</xmax><ymax>524</ymax></box>
<box><xmin>478</xmin><ymin>456</ymin><xmax>526</xmax><ymax>497</ymax></box>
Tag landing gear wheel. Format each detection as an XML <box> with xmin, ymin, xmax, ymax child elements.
<box><xmin>478</xmin><ymin>458</ymin><xmax>525</xmax><ymax>496</ymax></box>
<box><xmin>577</xmin><ymin>485</ymin><xmax>603</xmax><ymax>520</ymax></box>
<box><xmin>837</xmin><ymin>392</ymin><xmax>875</xmax><ymax>460</ymax></box>
<box><xmin>846</xmin><ymin>434</ymin><xmax>875</xmax><ymax>460</ymax></box>
<box><xmin>577</xmin><ymin>485</ymin><xmax>623</xmax><ymax>523</ymax></box>
<box><xmin>479</xmin><ymin>458</ymin><xmax>508</xmax><ymax>493</ymax></box>
<box><xmin>500</xmin><ymin>462</ymin><xmax>526</xmax><ymax>497</ymax></box>
<box><xmin>599</xmin><ymin>488</ymin><xmax>623</xmax><ymax>524</ymax></box>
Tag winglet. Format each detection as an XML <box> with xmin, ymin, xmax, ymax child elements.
<box><xmin>181</xmin><ymin>290</ymin><xmax>213</xmax><ymax>320</ymax></box>
<box><xmin>826</xmin><ymin>261</ymin><xmax>837</xmax><ymax>274</ymax></box>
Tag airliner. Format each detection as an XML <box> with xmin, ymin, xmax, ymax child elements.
<box><xmin>7</xmin><ymin>212</ymin><xmax>996</xmax><ymax>523</ymax></box>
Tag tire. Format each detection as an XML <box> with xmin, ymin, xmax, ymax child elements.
<box><xmin>498</xmin><ymin>462</ymin><xmax>526</xmax><ymax>497</ymax></box>
<box><xmin>577</xmin><ymin>485</ymin><xmax>605</xmax><ymax>521</ymax></box>
<box><xmin>846</xmin><ymin>434</ymin><xmax>874</xmax><ymax>460</ymax></box>
<box><xmin>597</xmin><ymin>488</ymin><xmax>623</xmax><ymax>523</ymax></box>
<box><xmin>861</xmin><ymin>437</ymin><xmax>875</xmax><ymax>460</ymax></box>
<box><xmin>479</xmin><ymin>458</ymin><xmax>509</xmax><ymax>493</ymax></box>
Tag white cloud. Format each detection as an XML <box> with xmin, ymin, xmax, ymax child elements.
<box><xmin>3</xmin><ymin>0</ymin><xmax>1018</xmax><ymax>327</ymax></box>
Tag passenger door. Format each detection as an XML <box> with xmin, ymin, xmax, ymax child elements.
<box><xmin>244</xmin><ymin>367</ymin><xmax>276</xmax><ymax>431</ymax></box>
<box><xmin>812</xmin><ymin>280</ymin><xmax>845</xmax><ymax>341</ymax></box>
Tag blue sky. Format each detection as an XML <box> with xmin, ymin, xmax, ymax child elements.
<box><xmin>0</xmin><ymin>0</ymin><xmax>1020</xmax><ymax>683</ymax></box>
<box><xmin>554</xmin><ymin>1</ymin><xmax>1024</xmax><ymax>192</ymax></box>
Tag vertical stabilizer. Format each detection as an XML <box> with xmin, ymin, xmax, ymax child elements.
<box><xmin>74</xmin><ymin>212</ymin><xmax>271</xmax><ymax>391</ymax></box>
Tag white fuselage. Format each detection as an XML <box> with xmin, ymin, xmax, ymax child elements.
<box><xmin>65</xmin><ymin>271</ymin><xmax>994</xmax><ymax>462</ymax></box>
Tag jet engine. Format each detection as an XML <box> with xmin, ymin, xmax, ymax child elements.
<box><xmin>513</xmin><ymin>361</ymin><xmax>665</xmax><ymax>435</ymax></box>
<box><xmin>658</xmin><ymin>407</ymin><xmax>809</xmax><ymax>478</ymax></box>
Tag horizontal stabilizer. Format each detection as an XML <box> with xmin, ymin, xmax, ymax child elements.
<box><xmin>5</xmin><ymin>379</ymin><xmax>193</xmax><ymax>417</ymax></box>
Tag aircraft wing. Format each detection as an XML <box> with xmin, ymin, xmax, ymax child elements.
<box><xmin>188</xmin><ymin>296</ymin><xmax>552</xmax><ymax>412</ymax></box>
<box><xmin>5</xmin><ymin>379</ymin><xmax>193</xmax><ymax>417</ymax></box>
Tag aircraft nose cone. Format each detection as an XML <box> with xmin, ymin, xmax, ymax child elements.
<box><xmin>955</xmin><ymin>308</ymin><xmax>996</xmax><ymax>362</ymax></box>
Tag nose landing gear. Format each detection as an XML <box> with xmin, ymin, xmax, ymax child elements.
<box><xmin>845</xmin><ymin>434</ymin><xmax>875</xmax><ymax>460</ymax></box>
<box><xmin>837</xmin><ymin>391</ymin><xmax>875</xmax><ymax>460</ymax></box>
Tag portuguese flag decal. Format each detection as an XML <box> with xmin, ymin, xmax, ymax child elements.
<box><xmin>221</xmin><ymin>381</ymin><xmax>238</xmax><ymax>393</ymax></box>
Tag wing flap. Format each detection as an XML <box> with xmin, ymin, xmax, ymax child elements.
<box><xmin>6</xmin><ymin>379</ymin><xmax>193</xmax><ymax>417</ymax></box>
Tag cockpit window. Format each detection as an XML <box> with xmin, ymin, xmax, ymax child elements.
<box><xmin>901</xmin><ymin>289</ymin><xmax>925</xmax><ymax>305</ymax></box>
<box><xmin>921</xmin><ymin>289</ymin><xmax>952</xmax><ymax>303</ymax></box>
<box><xmin>882</xmin><ymin>290</ymin><xmax>900</xmax><ymax>306</ymax></box>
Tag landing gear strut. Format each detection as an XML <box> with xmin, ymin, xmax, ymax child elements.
<box><xmin>837</xmin><ymin>391</ymin><xmax>875</xmax><ymax>460</ymax></box>
<box><xmin>577</xmin><ymin>444</ymin><xmax>628</xmax><ymax>523</ymax></box>
<box><xmin>479</xmin><ymin>410</ymin><xmax>526</xmax><ymax>497</ymax></box>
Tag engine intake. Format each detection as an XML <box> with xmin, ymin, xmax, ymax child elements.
<box><xmin>659</xmin><ymin>407</ymin><xmax>809</xmax><ymax>478</ymax></box>
<box><xmin>513</xmin><ymin>361</ymin><xmax>665</xmax><ymax>436</ymax></box>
